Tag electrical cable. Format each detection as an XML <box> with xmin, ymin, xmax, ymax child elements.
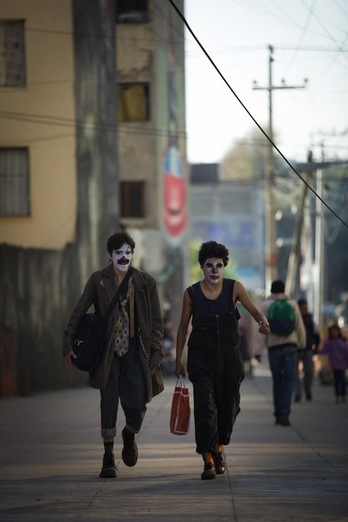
<box><xmin>0</xmin><ymin>109</ymin><xmax>187</xmax><ymax>140</ymax></box>
<box><xmin>280</xmin><ymin>0</ymin><xmax>317</xmax><ymax>77</ymax></box>
<box><xmin>168</xmin><ymin>0</ymin><xmax>348</xmax><ymax>230</ymax></box>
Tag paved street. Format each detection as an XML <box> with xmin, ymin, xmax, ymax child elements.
<box><xmin>0</xmin><ymin>362</ymin><xmax>347</xmax><ymax>521</ymax></box>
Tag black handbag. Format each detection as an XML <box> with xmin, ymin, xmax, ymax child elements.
<box><xmin>138</xmin><ymin>333</ymin><xmax>164</xmax><ymax>397</ymax></box>
<box><xmin>73</xmin><ymin>267</ymin><xmax>134</xmax><ymax>372</ymax></box>
<box><xmin>73</xmin><ymin>313</ymin><xmax>105</xmax><ymax>371</ymax></box>
<box><xmin>151</xmin><ymin>365</ymin><xmax>165</xmax><ymax>397</ymax></box>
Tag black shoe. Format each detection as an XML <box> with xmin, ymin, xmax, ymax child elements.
<box><xmin>122</xmin><ymin>427</ymin><xmax>138</xmax><ymax>467</ymax></box>
<box><xmin>279</xmin><ymin>415</ymin><xmax>290</xmax><ymax>426</ymax></box>
<box><xmin>306</xmin><ymin>392</ymin><xmax>312</xmax><ymax>401</ymax></box>
<box><xmin>99</xmin><ymin>452</ymin><xmax>117</xmax><ymax>478</ymax></box>
<box><xmin>294</xmin><ymin>395</ymin><xmax>301</xmax><ymax>403</ymax></box>
<box><xmin>213</xmin><ymin>453</ymin><xmax>225</xmax><ymax>475</ymax></box>
<box><xmin>201</xmin><ymin>461</ymin><xmax>216</xmax><ymax>480</ymax></box>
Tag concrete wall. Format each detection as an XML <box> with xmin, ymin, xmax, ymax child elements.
<box><xmin>117</xmin><ymin>2</ymin><xmax>158</xmax><ymax>231</ymax></box>
<box><xmin>0</xmin><ymin>0</ymin><xmax>119</xmax><ymax>396</ymax></box>
<box><xmin>0</xmin><ymin>0</ymin><xmax>188</xmax><ymax>395</ymax></box>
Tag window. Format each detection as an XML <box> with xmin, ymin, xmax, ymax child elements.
<box><xmin>118</xmin><ymin>83</ymin><xmax>150</xmax><ymax>122</ymax></box>
<box><xmin>0</xmin><ymin>20</ymin><xmax>26</xmax><ymax>88</ymax></box>
<box><xmin>121</xmin><ymin>181</ymin><xmax>145</xmax><ymax>218</ymax></box>
<box><xmin>116</xmin><ymin>0</ymin><xmax>148</xmax><ymax>23</ymax></box>
<box><xmin>0</xmin><ymin>148</ymin><xmax>30</xmax><ymax>216</ymax></box>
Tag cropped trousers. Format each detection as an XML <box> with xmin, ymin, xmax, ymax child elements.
<box><xmin>100</xmin><ymin>338</ymin><xmax>147</xmax><ymax>438</ymax></box>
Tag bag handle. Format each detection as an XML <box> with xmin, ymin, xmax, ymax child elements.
<box><xmin>176</xmin><ymin>375</ymin><xmax>186</xmax><ymax>388</ymax></box>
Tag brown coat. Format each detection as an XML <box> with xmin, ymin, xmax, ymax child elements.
<box><xmin>62</xmin><ymin>264</ymin><xmax>164</xmax><ymax>402</ymax></box>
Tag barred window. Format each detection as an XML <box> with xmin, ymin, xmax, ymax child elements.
<box><xmin>0</xmin><ymin>148</ymin><xmax>30</xmax><ymax>216</ymax></box>
<box><xmin>121</xmin><ymin>181</ymin><xmax>145</xmax><ymax>218</ymax></box>
<box><xmin>0</xmin><ymin>20</ymin><xmax>26</xmax><ymax>88</ymax></box>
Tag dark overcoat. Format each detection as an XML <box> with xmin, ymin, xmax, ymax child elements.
<box><xmin>62</xmin><ymin>264</ymin><xmax>164</xmax><ymax>402</ymax></box>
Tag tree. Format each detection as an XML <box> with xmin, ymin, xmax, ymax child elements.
<box><xmin>221</xmin><ymin>127</ymin><xmax>270</xmax><ymax>181</ymax></box>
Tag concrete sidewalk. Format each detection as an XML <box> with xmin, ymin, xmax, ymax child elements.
<box><xmin>0</xmin><ymin>362</ymin><xmax>347</xmax><ymax>521</ymax></box>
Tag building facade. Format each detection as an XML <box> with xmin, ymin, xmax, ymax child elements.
<box><xmin>0</xmin><ymin>0</ymin><xmax>187</xmax><ymax>395</ymax></box>
<box><xmin>190</xmin><ymin>163</ymin><xmax>265</xmax><ymax>293</ymax></box>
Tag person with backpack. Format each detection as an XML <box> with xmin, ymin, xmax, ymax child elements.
<box><xmin>254</xmin><ymin>280</ymin><xmax>306</xmax><ymax>426</ymax></box>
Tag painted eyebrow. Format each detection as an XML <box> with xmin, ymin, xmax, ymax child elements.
<box><xmin>115</xmin><ymin>248</ymin><xmax>131</xmax><ymax>254</ymax></box>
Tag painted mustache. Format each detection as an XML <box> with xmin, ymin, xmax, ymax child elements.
<box><xmin>117</xmin><ymin>257</ymin><xmax>130</xmax><ymax>265</ymax></box>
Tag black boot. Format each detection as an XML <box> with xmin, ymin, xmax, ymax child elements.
<box><xmin>122</xmin><ymin>427</ymin><xmax>138</xmax><ymax>467</ymax></box>
<box><xmin>99</xmin><ymin>452</ymin><xmax>117</xmax><ymax>478</ymax></box>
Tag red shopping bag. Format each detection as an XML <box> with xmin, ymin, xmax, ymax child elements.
<box><xmin>170</xmin><ymin>377</ymin><xmax>190</xmax><ymax>435</ymax></box>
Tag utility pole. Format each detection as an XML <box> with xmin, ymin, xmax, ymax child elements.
<box><xmin>253</xmin><ymin>45</ymin><xmax>307</xmax><ymax>294</ymax></box>
<box><xmin>314</xmin><ymin>142</ymin><xmax>325</xmax><ymax>329</ymax></box>
<box><xmin>285</xmin><ymin>150</ymin><xmax>314</xmax><ymax>297</ymax></box>
<box><xmin>294</xmin><ymin>153</ymin><xmax>348</xmax><ymax>320</ymax></box>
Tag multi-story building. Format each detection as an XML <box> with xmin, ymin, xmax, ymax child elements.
<box><xmin>0</xmin><ymin>0</ymin><xmax>187</xmax><ymax>395</ymax></box>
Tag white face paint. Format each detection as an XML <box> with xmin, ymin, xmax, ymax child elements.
<box><xmin>203</xmin><ymin>257</ymin><xmax>224</xmax><ymax>284</ymax></box>
<box><xmin>111</xmin><ymin>243</ymin><xmax>133</xmax><ymax>272</ymax></box>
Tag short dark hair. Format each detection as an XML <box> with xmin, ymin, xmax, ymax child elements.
<box><xmin>198</xmin><ymin>241</ymin><xmax>229</xmax><ymax>267</ymax></box>
<box><xmin>297</xmin><ymin>298</ymin><xmax>307</xmax><ymax>307</ymax></box>
<box><xmin>107</xmin><ymin>231</ymin><xmax>135</xmax><ymax>255</ymax></box>
<box><xmin>328</xmin><ymin>324</ymin><xmax>343</xmax><ymax>339</ymax></box>
<box><xmin>270</xmin><ymin>280</ymin><xmax>285</xmax><ymax>294</ymax></box>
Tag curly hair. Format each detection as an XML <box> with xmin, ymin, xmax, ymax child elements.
<box><xmin>107</xmin><ymin>231</ymin><xmax>135</xmax><ymax>255</ymax></box>
<box><xmin>198</xmin><ymin>241</ymin><xmax>229</xmax><ymax>267</ymax></box>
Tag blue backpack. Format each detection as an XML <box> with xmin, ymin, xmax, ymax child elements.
<box><xmin>268</xmin><ymin>299</ymin><xmax>296</xmax><ymax>336</ymax></box>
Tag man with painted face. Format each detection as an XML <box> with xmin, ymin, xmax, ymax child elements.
<box><xmin>175</xmin><ymin>241</ymin><xmax>270</xmax><ymax>480</ymax></box>
<box><xmin>62</xmin><ymin>231</ymin><xmax>164</xmax><ymax>478</ymax></box>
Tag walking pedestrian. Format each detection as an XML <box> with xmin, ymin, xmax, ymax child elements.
<box><xmin>319</xmin><ymin>324</ymin><xmax>348</xmax><ymax>403</ymax></box>
<box><xmin>294</xmin><ymin>299</ymin><xmax>320</xmax><ymax>402</ymax></box>
<box><xmin>62</xmin><ymin>231</ymin><xmax>164</xmax><ymax>478</ymax></box>
<box><xmin>175</xmin><ymin>240</ymin><xmax>270</xmax><ymax>480</ymax></box>
<box><xmin>255</xmin><ymin>280</ymin><xmax>306</xmax><ymax>426</ymax></box>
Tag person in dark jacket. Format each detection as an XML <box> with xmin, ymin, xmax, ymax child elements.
<box><xmin>175</xmin><ymin>241</ymin><xmax>270</xmax><ymax>480</ymax></box>
<box><xmin>294</xmin><ymin>299</ymin><xmax>320</xmax><ymax>402</ymax></box>
<box><xmin>62</xmin><ymin>231</ymin><xmax>164</xmax><ymax>478</ymax></box>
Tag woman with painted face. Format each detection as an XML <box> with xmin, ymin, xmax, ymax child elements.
<box><xmin>175</xmin><ymin>240</ymin><xmax>269</xmax><ymax>480</ymax></box>
<box><xmin>62</xmin><ymin>231</ymin><xmax>164</xmax><ymax>478</ymax></box>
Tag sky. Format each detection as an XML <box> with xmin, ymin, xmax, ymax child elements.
<box><xmin>183</xmin><ymin>0</ymin><xmax>348</xmax><ymax>165</ymax></box>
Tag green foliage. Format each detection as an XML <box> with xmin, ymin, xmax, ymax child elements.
<box><xmin>221</xmin><ymin>127</ymin><xmax>269</xmax><ymax>181</ymax></box>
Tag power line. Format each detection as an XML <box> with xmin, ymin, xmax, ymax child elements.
<box><xmin>281</xmin><ymin>0</ymin><xmax>317</xmax><ymax>76</ymax></box>
<box><xmin>0</xmin><ymin>110</ymin><xmax>187</xmax><ymax>139</ymax></box>
<box><xmin>168</xmin><ymin>0</ymin><xmax>348</xmax><ymax>230</ymax></box>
